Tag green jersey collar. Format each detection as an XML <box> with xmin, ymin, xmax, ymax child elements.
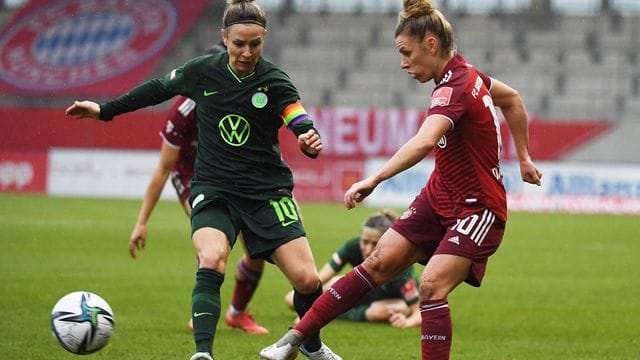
<box><xmin>227</xmin><ymin>63</ymin><xmax>256</xmax><ymax>83</ymax></box>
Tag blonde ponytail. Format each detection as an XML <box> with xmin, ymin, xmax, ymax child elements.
<box><xmin>396</xmin><ymin>0</ymin><xmax>454</xmax><ymax>55</ymax></box>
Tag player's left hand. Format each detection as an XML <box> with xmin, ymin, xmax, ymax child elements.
<box><xmin>298</xmin><ymin>129</ymin><xmax>323</xmax><ymax>156</ymax></box>
<box><xmin>520</xmin><ymin>158</ymin><xmax>542</xmax><ymax>186</ymax></box>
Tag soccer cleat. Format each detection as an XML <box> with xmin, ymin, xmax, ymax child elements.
<box><xmin>259</xmin><ymin>343</ymin><xmax>299</xmax><ymax>360</ymax></box>
<box><xmin>299</xmin><ymin>343</ymin><xmax>342</xmax><ymax>360</ymax></box>
<box><xmin>224</xmin><ymin>309</ymin><xmax>269</xmax><ymax>334</ymax></box>
<box><xmin>189</xmin><ymin>352</ymin><xmax>213</xmax><ymax>360</ymax></box>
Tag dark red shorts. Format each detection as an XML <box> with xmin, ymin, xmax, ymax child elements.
<box><xmin>391</xmin><ymin>190</ymin><xmax>505</xmax><ymax>287</ymax></box>
<box><xmin>170</xmin><ymin>171</ymin><xmax>192</xmax><ymax>204</ymax></box>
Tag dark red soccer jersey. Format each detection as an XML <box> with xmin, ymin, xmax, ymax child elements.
<box><xmin>425</xmin><ymin>54</ymin><xmax>507</xmax><ymax>221</ymax></box>
<box><xmin>159</xmin><ymin>95</ymin><xmax>198</xmax><ymax>179</ymax></box>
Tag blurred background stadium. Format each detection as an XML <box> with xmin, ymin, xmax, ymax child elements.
<box><xmin>1</xmin><ymin>0</ymin><xmax>639</xmax><ymax>212</ymax></box>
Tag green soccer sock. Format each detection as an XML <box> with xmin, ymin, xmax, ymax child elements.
<box><xmin>293</xmin><ymin>284</ymin><xmax>323</xmax><ymax>352</ymax></box>
<box><xmin>192</xmin><ymin>268</ymin><xmax>225</xmax><ymax>355</ymax></box>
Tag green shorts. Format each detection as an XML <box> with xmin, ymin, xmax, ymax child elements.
<box><xmin>190</xmin><ymin>183</ymin><xmax>305</xmax><ymax>260</ymax></box>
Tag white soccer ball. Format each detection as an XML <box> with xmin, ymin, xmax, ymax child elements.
<box><xmin>50</xmin><ymin>291</ymin><xmax>115</xmax><ymax>354</ymax></box>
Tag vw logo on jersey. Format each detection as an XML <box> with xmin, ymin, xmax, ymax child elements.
<box><xmin>219</xmin><ymin>114</ymin><xmax>251</xmax><ymax>147</ymax></box>
<box><xmin>0</xmin><ymin>0</ymin><xmax>177</xmax><ymax>91</ymax></box>
<box><xmin>251</xmin><ymin>91</ymin><xmax>268</xmax><ymax>108</ymax></box>
<box><xmin>438</xmin><ymin>135</ymin><xmax>447</xmax><ymax>148</ymax></box>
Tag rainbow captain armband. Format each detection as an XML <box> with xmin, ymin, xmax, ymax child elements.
<box><xmin>282</xmin><ymin>101</ymin><xmax>320</xmax><ymax>158</ymax></box>
<box><xmin>282</xmin><ymin>101</ymin><xmax>310</xmax><ymax>129</ymax></box>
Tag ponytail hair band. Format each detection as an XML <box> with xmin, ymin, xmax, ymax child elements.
<box><xmin>224</xmin><ymin>19</ymin><xmax>266</xmax><ymax>28</ymax></box>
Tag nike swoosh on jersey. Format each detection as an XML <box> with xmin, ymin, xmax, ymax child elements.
<box><xmin>192</xmin><ymin>194</ymin><xmax>205</xmax><ymax>208</ymax></box>
<box><xmin>203</xmin><ymin>90</ymin><xmax>219</xmax><ymax>96</ymax></box>
<box><xmin>193</xmin><ymin>312</ymin><xmax>213</xmax><ymax>318</ymax></box>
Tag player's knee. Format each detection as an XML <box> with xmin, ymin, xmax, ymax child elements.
<box><xmin>293</xmin><ymin>274</ymin><xmax>321</xmax><ymax>294</ymax></box>
<box><xmin>419</xmin><ymin>276</ymin><xmax>447</xmax><ymax>300</ymax></box>
<box><xmin>362</xmin><ymin>252</ymin><xmax>396</xmax><ymax>283</ymax></box>
<box><xmin>197</xmin><ymin>251</ymin><xmax>226</xmax><ymax>272</ymax></box>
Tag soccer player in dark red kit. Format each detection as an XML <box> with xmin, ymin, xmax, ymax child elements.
<box><xmin>129</xmin><ymin>93</ymin><xmax>269</xmax><ymax>335</ymax></box>
<box><xmin>260</xmin><ymin>0</ymin><xmax>542</xmax><ymax>359</ymax></box>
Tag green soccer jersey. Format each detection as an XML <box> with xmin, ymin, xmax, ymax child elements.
<box><xmin>100</xmin><ymin>52</ymin><xmax>316</xmax><ymax>195</ymax></box>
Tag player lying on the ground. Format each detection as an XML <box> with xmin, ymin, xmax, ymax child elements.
<box><xmin>284</xmin><ymin>210</ymin><xmax>421</xmax><ymax>328</ymax></box>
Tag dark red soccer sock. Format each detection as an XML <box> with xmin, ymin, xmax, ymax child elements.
<box><xmin>420</xmin><ymin>299</ymin><xmax>452</xmax><ymax>360</ymax></box>
<box><xmin>294</xmin><ymin>265</ymin><xmax>377</xmax><ymax>338</ymax></box>
<box><xmin>230</xmin><ymin>258</ymin><xmax>262</xmax><ymax>311</ymax></box>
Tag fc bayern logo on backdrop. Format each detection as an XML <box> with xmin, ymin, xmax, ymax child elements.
<box><xmin>0</xmin><ymin>0</ymin><xmax>178</xmax><ymax>91</ymax></box>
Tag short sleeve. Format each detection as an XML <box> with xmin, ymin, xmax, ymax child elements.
<box><xmin>271</xmin><ymin>70</ymin><xmax>301</xmax><ymax>116</ymax></box>
<box><xmin>160</xmin><ymin>96</ymin><xmax>196</xmax><ymax>148</ymax></box>
<box><xmin>427</xmin><ymin>73</ymin><xmax>469</xmax><ymax>128</ymax></box>
<box><xmin>328</xmin><ymin>238</ymin><xmax>362</xmax><ymax>272</ymax></box>
<box><xmin>161</xmin><ymin>56</ymin><xmax>207</xmax><ymax>99</ymax></box>
<box><xmin>476</xmin><ymin>69</ymin><xmax>492</xmax><ymax>91</ymax></box>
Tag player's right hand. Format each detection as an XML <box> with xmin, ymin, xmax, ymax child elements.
<box><xmin>65</xmin><ymin>101</ymin><xmax>101</xmax><ymax>120</ymax></box>
<box><xmin>128</xmin><ymin>224</ymin><xmax>147</xmax><ymax>259</ymax></box>
<box><xmin>344</xmin><ymin>177</ymin><xmax>378</xmax><ymax>210</ymax></box>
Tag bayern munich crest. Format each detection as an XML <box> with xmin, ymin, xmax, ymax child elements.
<box><xmin>0</xmin><ymin>0</ymin><xmax>178</xmax><ymax>91</ymax></box>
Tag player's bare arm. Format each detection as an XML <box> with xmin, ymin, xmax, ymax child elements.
<box><xmin>489</xmin><ymin>78</ymin><xmax>542</xmax><ymax>186</ymax></box>
<box><xmin>129</xmin><ymin>144</ymin><xmax>181</xmax><ymax>259</ymax></box>
<box><xmin>344</xmin><ymin>116</ymin><xmax>450</xmax><ymax>209</ymax></box>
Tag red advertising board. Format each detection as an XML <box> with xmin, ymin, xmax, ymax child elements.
<box><xmin>282</xmin><ymin>107</ymin><xmax>612</xmax><ymax>162</ymax></box>
<box><xmin>0</xmin><ymin>107</ymin><xmax>166</xmax><ymax>150</ymax></box>
<box><xmin>0</xmin><ymin>0</ymin><xmax>209</xmax><ymax>96</ymax></box>
<box><xmin>285</xmin><ymin>156</ymin><xmax>364</xmax><ymax>202</ymax></box>
<box><xmin>0</xmin><ymin>150</ymin><xmax>47</xmax><ymax>193</ymax></box>
<box><xmin>0</xmin><ymin>106</ymin><xmax>611</xmax><ymax>160</ymax></box>
<box><xmin>0</xmin><ymin>106</ymin><xmax>613</xmax><ymax>201</ymax></box>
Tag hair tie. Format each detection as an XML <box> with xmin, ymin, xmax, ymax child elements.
<box><xmin>224</xmin><ymin>19</ymin><xmax>266</xmax><ymax>28</ymax></box>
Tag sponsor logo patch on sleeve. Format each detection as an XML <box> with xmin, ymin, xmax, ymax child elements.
<box><xmin>430</xmin><ymin>86</ymin><xmax>453</xmax><ymax>108</ymax></box>
<box><xmin>331</xmin><ymin>253</ymin><xmax>343</xmax><ymax>266</ymax></box>
<box><xmin>402</xmin><ymin>278</ymin><xmax>419</xmax><ymax>301</ymax></box>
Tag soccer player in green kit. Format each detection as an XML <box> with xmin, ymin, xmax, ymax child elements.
<box><xmin>66</xmin><ymin>1</ymin><xmax>341</xmax><ymax>359</ymax></box>
<box><xmin>284</xmin><ymin>210</ymin><xmax>421</xmax><ymax>327</ymax></box>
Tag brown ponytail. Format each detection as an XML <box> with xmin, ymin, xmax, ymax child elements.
<box><xmin>223</xmin><ymin>0</ymin><xmax>267</xmax><ymax>29</ymax></box>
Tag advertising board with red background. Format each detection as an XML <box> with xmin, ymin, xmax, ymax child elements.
<box><xmin>0</xmin><ymin>149</ymin><xmax>47</xmax><ymax>193</ymax></box>
<box><xmin>0</xmin><ymin>106</ymin><xmax>611</xmax><ymax>200</ymax></box>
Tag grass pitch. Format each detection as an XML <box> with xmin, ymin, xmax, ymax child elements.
<box><xmin>0</xmin><ymin>194</ymin><xmax>638</xmax><ymax>359</ymax></box>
